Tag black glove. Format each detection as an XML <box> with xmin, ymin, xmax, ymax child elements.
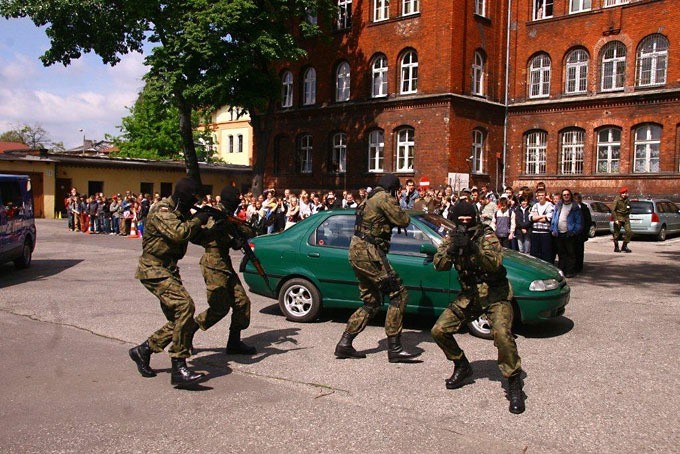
<box><xmin>447</xmin><ymin>233</ymin><xmax>469</xmax><ymax>255</ymax></box>
<box><xmin>231</xmin><ymin>237</ymin><xmax>246</xmax><ymax>250</ymax></box>
<box><xmin>194</xmin><ymin>211</ymin><xmax>211</xmax><ymax>225</ymax></box>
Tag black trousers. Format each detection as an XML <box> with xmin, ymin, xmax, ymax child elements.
<box><xmin>556</xmin><ymin>234</ymin><xmax>577</xmax><ymax>276</ymax></box>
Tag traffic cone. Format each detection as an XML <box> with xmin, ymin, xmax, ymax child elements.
<box><xmin>128</xmin><ymin>220</ymin><xmax>140</xmax><ymax>238</ymax></box>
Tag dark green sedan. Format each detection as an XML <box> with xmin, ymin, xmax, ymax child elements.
<box><xmin>241</xmin><ymin>210</ymin><xmax>569</xmax><ymax>339</ymax></box>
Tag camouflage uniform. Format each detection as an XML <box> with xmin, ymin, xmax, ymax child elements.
<box><xmin>345</xmin><ymin>187</ymin><xmax>410</xmax><ymax>337</ymax></box>
<box><xmin>430</xmin><ymin>225</ymin><xmax>521</xmax><ymax>378</ymax></box>
<box><xmin>612</xmin><ymin>194</ymin><xmax>632</xmax><ymax>245</ymax></box>
<box><xmin>135</xmin><ymin>196</ymin><xmax>203</xmax><ymax>359</ymax></box>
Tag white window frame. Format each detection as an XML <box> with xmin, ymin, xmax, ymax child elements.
<box><xmin>472</xmin><ymin>51</ymin><xmax>485</xmax><ymax>96</ymax></box>
<box><xmin>299</xmin><ymin>135</ymin><xmax>313</xmax><ymax>174</ymax></box>
<box><xmin>331</xmin><ymin>133</ymin><xmax>347</xmax><ymax>174</ymax></box>
<box><xmin>565</xmin><ymin>49</ymin><xmax>588</xmax><ymax>94</ymax></box>
<box><xmin>402</xmin><ymin>0</ymin><xmax>419</xmax><ymax>16</ymax></box>
<box><xmin>281</xmin><ymin>71</ymin><xmax>293</xmax><ymax>108</ymax></box>
<box><xmin>474</xmin><ymin>0</ymin><xmax>486</xmax><ymax>17</ymax></box>
<box><xmin>596</xmin><ymin>128</ymin><xmax>621</xmax><ymax>174</ymax></box>
<box><xmin>374</xmin><ymin>0</ymin><xmax>389</xmax><ymax>21</ymax></box>
<box><xmin>472</xmin><ymin>129</ymin><xmax>485</xmax><ymax>174</ymax></box>
<box><xmin>634</xmin><ymin>124</ymin><xmax>661</xmax><ymax>173</ymax></box>
<box><xmin>368</xmin><ymin>130</ymin><xmax>385</xmax><ymax>173</ymax></box>
<box><xmin>636</xmin><ymin>35</ymin><xmax>668</xmax><ymax>87</ymax></box>
<box><xmin>400</xmin><ymin>50</ymin><xmax>418</xmax><ymax>94</ymax></box>
<box><xmin>303</xmin><ymin>68</ymin><xmax>317</xmax><ymax>105</ymax></box>
<box><xmin>569</xmin><ymin>0</ymin><xmax>591</xmax><ymax>14</ymax></box>
<box><xmin>395</xmin><ymin>128</ymin><xmax>415</xmax><ymax>172</ymax></box>
<box><xmin>560</xmin><ymin>129</ymin><xmax>584</xmax><ymax>175</ymax></box>
<box><xmin>604</xmin><ymin>0</ymin><xmax>629</xmax><ymax>7</ymax></box>
<box><xmin>533</xmin><ymin>0</ymin><xmax>553</xmax><ymax>20</ymax></box>
<box><xmin>337</xmin><ymin>0</ymin><xmax>352</xmax><ymax>29</ymax></box>
<box><xmin>336</xmin><ymin>62</ymin><xmax>351</xmax><ymax>102</ymax></box>
<box><xmin>525</xmin><ymin>131</ymin><xmax>547</xmax><ymax>175</ymax></box>
<box><xmin>529</xmin><ymin>54</ymin><xmax>551</xmax><ymax>98</ymax></box>
<box><xmin>372</xmin><ymin>55</ymin><xmax>388</xmax><ymax>98</ymax></box>
<box><xmin>601</xmin><ymin>42</ymin><xmax>626</xmax><ymax>92</ymax></box>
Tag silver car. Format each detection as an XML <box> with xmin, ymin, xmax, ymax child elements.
<box><xmin>582</xmin><ymin>200</ymin><xmax>612</xmax><ymax>238</ymax></box>
<box><xmin>610</xmin><ymin>199</ymin><xmax>680</xmax><ymax>241</ymax></box>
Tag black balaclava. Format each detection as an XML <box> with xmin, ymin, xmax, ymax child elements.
<box><xmin>172</xmin><ymin>177</ymin><xmax>201</xmax><ymax>214</ymax></box>
<box><xmin>220</xmin><ymin>186</ymin><xmax>240</xmax><ymax>214</ymax></box>
<box><xmin>378</xmin><ymin>174</ymin><xmax>401</xmax><ymax>197</ymax></box>
<box><xmin>448</xmin><ymin>201</ymin><xmax>478</xmax><ymax>230</ymax></box>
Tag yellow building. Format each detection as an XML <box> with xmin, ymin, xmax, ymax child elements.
<box><xmin>208</xmin><ymin>106</ymin><xmax>253</xmax><ymax>167</ymax></box>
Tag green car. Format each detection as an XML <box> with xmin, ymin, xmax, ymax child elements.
<box><xmin>241</xmin><ymin>210</ymin><xmax>569</xmax><ymax>339</ymax></box>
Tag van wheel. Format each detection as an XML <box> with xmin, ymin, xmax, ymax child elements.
<box><xmin>657</xmin><ymin>225</ymin><xmax>667</xmax><ymax>242</ymax></box>
<box><xmin>14</xmin><ymin>240</ymin><xmax>32</xmax><ymax>269</ymax></box>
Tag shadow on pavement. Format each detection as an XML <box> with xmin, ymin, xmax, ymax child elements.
<box><xmin>515</xmin><ymin>316</ymin><xmax>574</xmax><ymax>339</ymax></box>
<box><xmin>0</xmin><ymin>259</ymin><xmax>83</xmax><ymax>289</ymax></box>
<box><xmin>571</xmin><ymin>258</ymin><xmax>680</xmax><ymax>295</ymax></box>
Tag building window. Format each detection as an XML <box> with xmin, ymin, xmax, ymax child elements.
<box><xmin>604</xmin><ymin>0</ymin><xmax>628</xmax><ymax>6</ymax></box>
<box><xmin>569</xmin><ymin>0</ymin><xmax>591</xmax><ymax>13</ymax></box>
<box><xmin>472</xmin><ymin>51</ymin><xmax>485</xmax><ymax>96</ymax></box>
<box><xmin>402</xmin><ymin>0</ymin><xmax>419</xmax><ymax>16</ymax></box>
<box><xmin>228</xmin><ymin>135</ymin><xmax>234</xmax><ymax>153</ymax></box>
<box><xmin>337</xmin><ymin>0</ymin><xmax>352</xmax><ymax>29</ymax></box>
<box><xmin>634</xmin><ymin>124</ymin><xmax>661</xmax><ymax>173</ymax></box>
<box><xmin>303</xmin><ymin>67</ymin><xmax>317</xmax><ymax>105</ymax></box>
<box><xmin>298</xmin><ymin>135</ymin><xmax>313</xmax><ymax>174</ymax></box>
<box><xmin>281</xmin><ymin>71</ymin><xmax>293</xmax><ymax>108</ymax></box>
<box><xmin>374</xmin><ymin>0</ymin><xmax>389</xmax><ymax>21</ymax></box>
<box><xmin>533</xmin><ymin>0</ymin><xmax>553</xmax><ymax>20</ymax></box>
<box><xmin>336</xmin><ymin>62</ymin><xmax>351</xmax><ymax>102</ymax></box>
<box><xmin>368</xmin><ymin>130</ymin><xmax>385</xmax><ymax>172</ymax></box>
<box><xmin>395</xmin><ymin>127</ymin><xmax>415</xmax><ymax>172</ymax></box>
<box><xmin>565</xmin><ymin>49</ymin><xmax>588</xmax><ymax>94</ymax></box>
<box><xmin>559</xmin><ymin>129</ymin><xmax>584</xmax><ymax>175</ymax></box>
<box><xmin>331</xmin><ymin>133</ymin><xmax>347</xmax><ymax>174</ymax></box>
<box><xmin>525</xmin><ymin>131</ymin><xmax>547</xmax><ymax>175</ymax></box>
<box><xmin>400</xmin><ymin>50</ymin><xmax>418</xmax><ymax>94</ymax></box>
<box><xmin>596</xmin><ymin>127</ymin><xmax>621</xmax><ymax>173</ymax></box>
<box><xmin>237</xmin><ymin>135</ymin><xmax>243</xmax><ymax>153</ymax></box>
<box><xmin>529</xmin><ymin>53</ymin><xmax>551</xmax><ymax>98</ymax></box>
<box><xmin>601</xmin><ymin>41</ymin><xmax>626</xmax><ymax>92</ymax></box>
<box><xmin>472</xmin><ymin>129</ymin><xmax>485</xmax><ymax>174</ymax></box>
<box><xmin>636</xmin><ymin>34</ymin><xmax>668</xmax><ymax>87</ymax></box>
<box><xmin>474</xmin><ymin>0</ymin><xmax>486</xmax><ymax>17</ymax></box>
<box><xmin>372</xmin><ymin>55</ymin><xmax>388</xmax><ymax>98</ymax></box>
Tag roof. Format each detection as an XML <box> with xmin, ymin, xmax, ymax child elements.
<box><xmin>0</xmin><ymin>142</ymin><xmax>30</xmax><ymax>153</ymax></box>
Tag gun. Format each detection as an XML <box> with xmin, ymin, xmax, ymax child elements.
<box><xmin>193</xmin><ymin>205</ymin><xmax>272</xmax><ymax>292</ymax></box>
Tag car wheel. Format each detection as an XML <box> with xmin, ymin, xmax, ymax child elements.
<box><xmin>278</xmin><ymin>278</ymin><xmax>322</xmax><ymax>322</ymax></box>
<box><xmin>467</xmin><ymin>315</ymin><xmax>493</xmax><ymax>340</ymax></box>
<box><xmin>14</xmin><ymin>240</ymin><xmax>32</xmax><ymax>269</ymax></box>
<box><xmin>657</xmin><ymin>225</ymin><xmax>667</xmax><ymax>242</ymax></box>
<box><xmin>588</xmin><ymin>224</ymin><xmax>596</xmax><ymax>238</ymax></box>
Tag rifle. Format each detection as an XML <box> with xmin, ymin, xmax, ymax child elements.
<box><xmin>193</xmin><ymin>205</ymin><xmax>272</xmax><ymax>292</ymax></box>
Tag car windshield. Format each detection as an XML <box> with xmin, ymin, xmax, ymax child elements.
<box><xmin>630</xmin><ymin>201</ymin><xmax>653</xmax><ymax>215</ymax></box>
<box><xmin>415</xmin><ymin>213</ymin><xmax>457</xmax><ymax>238</ymax></box>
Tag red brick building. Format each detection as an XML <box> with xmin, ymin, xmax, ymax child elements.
<box><xmin>261</xmin><ymin>0</ymin><xmax>679</xmax><ymax>199</ymax></box>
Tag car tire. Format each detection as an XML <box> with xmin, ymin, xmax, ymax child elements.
<box><xmin>278</xmin><ymin>278</ymin><xmax>322</xmax><ymax>322</ymax></box>
<box><xmin>657</xmin><ymin>225</ymin><xmax>667</xmax><ymax>242</ymax></box>
<box><xmin>14</xmin><ymin>239</ymin><xmax>32</xmax><ymax>269</ymax></box>
<box><xmin>588</xmin><ymin>224</ymin><xmax>596</xmax><ymax>238</ymax></box>
<box><xmin>467</xmin><ymin>315</ymin><xmax>493</xmax><ymax>340</ymax></box>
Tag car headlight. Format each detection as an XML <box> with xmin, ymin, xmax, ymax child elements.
<box><xmin>529</xmin><ymin>279</ymin><xmax>560</xmax><ymax>291</ymax></box>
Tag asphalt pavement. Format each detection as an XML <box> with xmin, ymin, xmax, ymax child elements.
<box><xmin>1</xmin><ymin>219</ymin><xmax>679</xmax><ymax>453</ymax></box>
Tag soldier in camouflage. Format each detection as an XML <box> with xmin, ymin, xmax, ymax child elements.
<box><xmin>128</xmin><ymin>177</ymin><xmax>210</xmax><ymax>388</ymax></box>
<box><xmin>612</xmin><ymin>186</ymin><xmax>632</xmax><ymax>253</ymax></box>
<box><xmin>431</xmin><ymin>200</ymin><xmax>525</xmax><ymax>414</ymax></box>
<box><xmin>334</xmin><ymin>174</ymin><xmax>420</xmax><ymax>363</ymax></box>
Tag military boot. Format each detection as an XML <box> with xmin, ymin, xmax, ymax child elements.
<box><xmin>613</xmin><ymin>241</ymin><xmax>620</xmax><ymax>253</ymax></box>
<box><xmin>445</xmin><ymin>355</ymin><xmax>473</xmax><ymax>389</ymax></box>
<box><xmin>128</xmin><ymin>340</ymin><xmax>156</xmax><ymax>378</ymax></box>
<box><xmin>334</xmin><ymin>332</ymin><xmax>366</xmax><ymax>359</ymax></box>
<box><xmin>387</xmin><ymin>335</ymin><xmax>421</xmax><ymax>363</ymax></box>
<box><xmin>621</xmin><ymin>243</ymin><xmax>632</xmax><ymax>253</ymax></box>
<box><xmin>226</xmin><ymin>329</ymin><xmax>257</xmax><ymax>355</ymax></box>
<box><xmin>170</xmin><ymin>358</ymin><xmax>204</xmax><ymax>387</ymax></box>
<box><xmin>508</xmin><ymin>373</ymin><xmax>525</xmax><ymax>414</ymax></box>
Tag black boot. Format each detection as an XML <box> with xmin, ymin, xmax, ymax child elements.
<box><xmin>614</xmin><ymin>241</ymin><xmax>620</xmax><ymax>253</ymax></box>
<box><xmin>170</xmin><ymin>358</ymin><xmax>204</xmax><ymax>387</ymax></box>
<box><xmin>334</xmin><ymin>332</ymin><xmax>366</xmax><ymax>359</ymax></box>
<box><xmin>621</xmin><ymin>243</ymin><xmax>632</xmax><ymax>253</ymax></box>
<box><xmin>128</xmin><ymin>340</ymin><xmax>156</xmax><ymax>377</ymax></box>
<box><xmin>508</xmin><ymin>373</ymin><xmax>525</xmax><ymax>414</ymax></box>
<box><xmin>445</xmin><ymin>355</ymin><xmax>473</xmax><ymax>389</ymax></box>
<box><xmin>226</xmin><ymin>329</ymin><xmax>256</xmax><ymax>355</ymax></box>
<box><xmin>387</xmin><ymin>335</ymin><xmax>421</xmax><ymax>363</ymax></box>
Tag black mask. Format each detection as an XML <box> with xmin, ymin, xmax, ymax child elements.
<box><xmin>448</xmin><ymin>201</ymin><xmax>478</xmax><ymax>229</ymax></box>
<box><xmin>378</xmin><ymin>174</ymin><xmax>401</xmax><ymax>197</ymax></box>
<box><xmin>220</xmin><ymin>186</ymin><xmax>240</xmax><ymax>214</ymax></box>
<box><xmin>172</xmin><ymin>177</ymin><xmax>200</xmax><ymax>214</ymax></box>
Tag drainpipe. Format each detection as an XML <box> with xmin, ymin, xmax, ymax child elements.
<box><xmin>502</xmin><ymin>0</ymin><xmax>512</xmax><ymax>192</ymax></box>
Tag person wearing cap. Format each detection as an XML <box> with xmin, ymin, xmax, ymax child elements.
<box><xmin>612</xmin><ymin>187</ymin><xmax>632</xmax><ymax>253</ymax></box>
<box><xmin>431</xmin><ymin>200</ymin><xmax>525</xmax><ymax>414</ymax></box>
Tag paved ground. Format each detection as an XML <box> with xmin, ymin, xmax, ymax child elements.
<box><xmin>1</xmin><ymin>219</ymin><xmax>679</xmax><ymax>453</ymax></box>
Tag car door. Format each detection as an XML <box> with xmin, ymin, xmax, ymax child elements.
<box><xmin>664</xmin><ymin>202</ymin><xmax>680</xmax><ymax>233</ymax></box>
<box><xmin>0</xmin><ymin>182</ymin><xmax>8</xmax><ymax>257</ymax></box>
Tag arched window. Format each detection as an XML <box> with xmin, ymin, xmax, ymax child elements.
<box><xmin>374</xmin><ymin>0</ymin><xmax>389</xmax><ymax>21</ymax></box>
<box><xmin>565</xmin><ymin>49</ymin><xmax>588</xmax><ymax>94</ymax></box>
<box><xmin>472</xmin><ymin>129</ymin><xmax>485</xmax><ymax>174</ymax></box>
<box><xmin>529</xmin><ymin>53</ymin><xmax>551</xmax><ymax>98</ymax></box>
<box><xmin>472</xmin><ymin>51</ymin><xmax>485</xmax><ymax>96</ymax></box>
<box><xmin>336</xmin><ymin>62</ymin><xmax>351</xmax><ymax>102</ymax></box>
<box><xmin>601</xmin><ymin>41</ymin><xmax>626</xmax><ymax>91</ymax></box>
<box><xmin>524</xmin><ymin>131</ymin><xmax>547</xmax><ymax>175</ymax></box>
<box><xmin>559</xmin><ymin>129</ymin><xmax>585</xmax><ymax>174</ymax></box>
<box><xmin>368</xmin><ymin>129</ymin><xmax>385</xmax><ymax>172</ymax></box>
<box><xmin>634</xmin><ymin>124</ymin><xmax>661</xmax><ymax>173</ymax></box>
<box><xmin>303</xmin><ymin>68</ymin><xmax>316</xmax><ymax>105</ymax></box>
<box><xmin>331</xmin><ymin>133</ymin><xmax>347</xmax><ymax>174</ymax></box>
<box><xmin>281</xmin><ymin>71</ymin><xmax>293</xmax><ymax>108</ymax></box>
<box><xmin>297</xmin><ymin>134</ymin><xmax>313</xmax><ymax>174</ymax></box>
<box><xmin>596</xmin><ymin>127</ymin><xmax>621</xmax><ymax>173</ymax></box>
<box><xmin>636</xmin><ymin>34</ymin><xmax>668</xmax><ymax>87</ymax></box>
<box><xmin>400</xmin><ymin>50</ymin><xmax>418</xmax><ymax>94</ymax></box>
<box><xmin>395</xmin><ymin>127</ymin><xmax>415</xmax><ymax>172</ymax></box>
<box><xmin>371</xmin><ymin>55</ymin><xmax>388</xmax><ymax>98</ymax></box>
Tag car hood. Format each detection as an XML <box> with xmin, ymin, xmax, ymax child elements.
<box><xmin>503</xmin><ymin>249</ymin><xmax>563</xmax><ymax>281</ymax></box>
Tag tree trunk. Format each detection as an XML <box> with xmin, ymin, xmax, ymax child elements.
<box><xmin>176</xmin><ymin>92</ymin><xmax>202</xmax><ymax>185</ymax></box>
<box><xmin>250</xmin><ymin>102</ymin><xmax>275</xmax><ymax>196</ymax></box>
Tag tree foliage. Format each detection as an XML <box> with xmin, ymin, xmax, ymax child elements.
<box><xmin>0</xmin><ymin>123</ymin><xmax>63</xmax><ymax>150</ymax></box>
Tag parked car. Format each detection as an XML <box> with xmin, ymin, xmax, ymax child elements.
<box><xmin>582</xmin><ymin>200</ymin><xmax>612</xmax><ymax>238</ymax></box>
<box><xmin>610</xmin><ymin>199</ymin><xmax>680</xmax><ymax>241</ymax></box>
<box><xmin>241</xmin><ymin>210</ymin><xmax>570</xmax><ymax>339</ymax></box>
<box><xmin>0</xmin><ymin>174</ymin><xmax>37</xmax><ymax>269</ymax></box>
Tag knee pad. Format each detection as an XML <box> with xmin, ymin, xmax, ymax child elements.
<box><xmin>360</xmin><ymin>304</ymin><xmax>379</xmax><ymax>319</ymax></box>
<box><xmin>379</xmin><ymin>274</ymin><xmax>401</xmax><ymax>295</ymax></box>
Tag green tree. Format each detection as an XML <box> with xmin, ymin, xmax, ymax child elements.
<box><xmin>1</xmin><ymin>0</ymin><xmax>333</xmax><ymax>187</ymax></box>
<box><xmin>0</xmin><ymin>123</ymin><xmax>57</xmax><ymax>149</ymax></box>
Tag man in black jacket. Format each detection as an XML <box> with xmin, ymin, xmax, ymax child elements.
<box><xmin>573</xmin><ymin>192</ymin><xmax>591</xmax><ymax>273</ymax></box>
